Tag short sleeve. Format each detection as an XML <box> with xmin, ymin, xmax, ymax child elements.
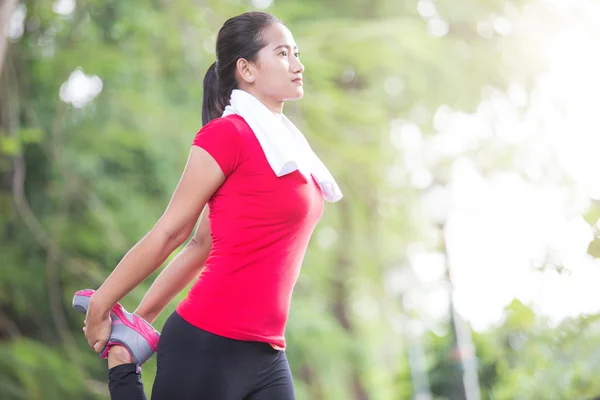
<box><xmin>192</xmin><ymin>117</ymin><xmax>243</xmax><ymax>177</ymax></box>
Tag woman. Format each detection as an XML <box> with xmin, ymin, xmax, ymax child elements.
<box><xmin>81</xmin><ymin>11</ymin><xmax>342</xmax><ymax>400</ymax></box>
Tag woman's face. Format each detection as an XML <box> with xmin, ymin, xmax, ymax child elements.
<box><xmin>249</xmin><ymin>23</ymin><xmax>305</xmax><ymax>103</ymax></box>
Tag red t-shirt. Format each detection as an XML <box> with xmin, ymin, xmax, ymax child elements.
<box><xmin>176</xmin><ymin>115</ymin><xmax>324</xmax><ymax>349</ymax></box>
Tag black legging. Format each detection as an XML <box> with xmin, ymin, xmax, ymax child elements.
<box><xmin>107</xmin><ymin>311</ymin><xmax>296</xmax><ymax>400</ymax></box>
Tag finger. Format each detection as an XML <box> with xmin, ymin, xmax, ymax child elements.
<box><xmin>93</xmin><ymin>340</ymin><xmax>107</xmax><ymax>354</ymax></box>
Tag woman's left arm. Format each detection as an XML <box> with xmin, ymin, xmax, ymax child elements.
<box><xmin>85</xmin><ymin>147</ymin><xmax>224</xmax><ymax>353</ymax></box>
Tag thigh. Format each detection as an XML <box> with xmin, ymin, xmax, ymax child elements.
<box><xmin>245</xmin><ymin>351</ymin><xmax>295</xmax><ymax>400</ymax></box>
<box><xmin>150</xmin><ymin>312</ymin><xmax>250</xmax><ymax>400</ymax></box>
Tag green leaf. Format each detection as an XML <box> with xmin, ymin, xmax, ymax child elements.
<box><xmin>19</xmin><ymin>128</ymin><xmax>45</xmax><ymax>144</ymax></box>
<box><xmin>0</xmin><ymin>136</ymin><xmax>21</xmax><ymax>155</ymax></box>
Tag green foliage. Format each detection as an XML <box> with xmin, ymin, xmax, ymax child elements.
<box><xmin>423</xmin><ymin>301</ymin><xmax>600</xmax><ymax>399</ymax></box>
<box><xmin>1</xmin><ymin>0</ymin><xmax>597</xmax><ymax>399</ymax></box>
<box><xmin>0</xmin><ymin>338</ymin><xmax>105</xmax><ymax>400</ymax></box>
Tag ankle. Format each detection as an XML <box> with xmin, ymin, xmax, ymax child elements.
<box><xmin>107</xmin><ymin>345</ymin><xmax>132</xmax><ymax>369</ymax></box>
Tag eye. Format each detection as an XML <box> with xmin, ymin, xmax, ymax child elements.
<box><xmin>294</xmin><ymin>52</ymin><xmax>300</xmax><ymax>58</ymax></box>
<box><xmin>280</xmin><ymin>50</ymin><xmax>288</xmax><ymax>57</ymax></box>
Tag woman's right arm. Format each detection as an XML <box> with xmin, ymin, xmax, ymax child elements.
<box><xmin>133</xmin><ymin>207</ymin><xmax>212</xmax><ymax>324</ymax></box>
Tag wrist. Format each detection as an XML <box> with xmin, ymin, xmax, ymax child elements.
<box><xmin>89</xmin><ymin>293</ymin><xmax>112</xmax><ymax>319</ymax></box>
<box><xmin>135</xmin><ymin>308</ymin><xmax>157</xmax><ymax>324</ymax></box>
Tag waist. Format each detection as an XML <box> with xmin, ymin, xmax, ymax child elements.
<box><xmin>176</xmin><ymin>295</ymin><xmax>289</xmax><ymax>349</ymax></box>
<box><xmin>177</xmin><ymin>254</ymin><xmax>303</xmax><ymax>349</ymax></box>
<box><xmin>166</xmin><ymin>311</ymin><xmax>286</xmax><ymax>351</ymax></box>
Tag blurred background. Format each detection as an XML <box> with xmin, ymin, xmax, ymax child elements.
<box><xmin>1</xmin><ymin>0</ymin><xmax>600</xmax><ymax>399</ymax></box>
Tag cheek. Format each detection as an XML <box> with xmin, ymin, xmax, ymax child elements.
<box><xmin>260</xmin><ymin>64</ymin><xmax>290</xmax><ymax>87</ymax></box>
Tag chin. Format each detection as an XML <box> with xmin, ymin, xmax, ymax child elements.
<box><xmin>285</xmin><ymin>89</ymin><xmax>304</xmax><ymax>101</ymax></box>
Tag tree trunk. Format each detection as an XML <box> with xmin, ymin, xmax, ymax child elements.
<box><xmin>0</xmin><ymin>0</ymin><xmax>19</xmax><ymax>79</ymax></box>
<box><xmin>333</xmin><ymin>198</ymin><xmax>370</xmax><ymax>400</ymax></box>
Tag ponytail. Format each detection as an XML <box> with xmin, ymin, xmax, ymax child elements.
<box><xmin>202</xmin><ymin>62</ymin><xmax>225</xmax><ymax>126</ymax></box>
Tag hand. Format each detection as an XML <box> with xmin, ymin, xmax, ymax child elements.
<box><xmin>83</xmin><ymin>310</ymin><xmax>112</xmax><ymax>355</ymax></box>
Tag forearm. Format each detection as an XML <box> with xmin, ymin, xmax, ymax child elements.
<box><xmin>134</xmin><ymin>239</ymin><xmax>211</xmax><ymax>323</ymax></box>
<box><xmin>89</xmin><ymin>229</ymin><xmax>186</xmax><ymax>318</ymax></box>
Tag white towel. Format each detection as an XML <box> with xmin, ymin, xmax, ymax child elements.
<box><xmin>221</xmin><ymin>89</ymin><xmax>343</xmax><ymax>203</ymax></box>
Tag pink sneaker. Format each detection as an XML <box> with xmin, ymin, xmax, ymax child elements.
<box><xmin>72</xmin><ymin>289</ymin><xmax>160</xmax><ymax>366</ymax></box>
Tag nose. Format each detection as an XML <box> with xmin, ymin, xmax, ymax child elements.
<box><xmin>291</xmin><ymin>57</ymin><xmax>304</xmax><ymax>74</ymax></box>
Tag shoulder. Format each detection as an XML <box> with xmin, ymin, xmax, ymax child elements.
<box><xmin>198</xmin><ymin>115</ymin><xmax>251</xmax><ymax>138</ymax></box>
<box><xmin>220</xmin><ymin>114</ymin><xmax>252</xmax><ymax>135</ymax></box>
<box><xmin>194</xmin><ymin>116</ymin><xmax>240</xmax><ymax>146</ymax></box>
<box><xmin>192</xmin><ymin>116</ymin><xmax>250</xmax><ymax>176</ymax></box>
<box><xmin>201</xmin><ymin>115</ymin><xmax>238</xmax><ymax>133</ymax></box>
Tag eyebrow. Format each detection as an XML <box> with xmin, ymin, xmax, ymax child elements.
<box><xmin>272</xmin><ymin>44</ymin><xmax>298</xmax><ymax>51</ymax></box>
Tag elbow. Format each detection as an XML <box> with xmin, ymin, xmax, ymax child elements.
<box><xmin>188</xmin><ymin>233</ymin><xmax>212</xmax><ymax>250</ymax></box>
<box><xmin>157</xmin><ymin>224</ymin><xmax>194</xmax><ymax>250</ymax></box>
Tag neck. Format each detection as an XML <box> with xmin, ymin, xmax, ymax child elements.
<box><xmin>239</xmin><ymin>87</ymin><xmax>284</xmax><ymax>115</ymax></box>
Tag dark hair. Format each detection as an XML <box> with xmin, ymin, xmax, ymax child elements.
<box><xmin>202</xmin><ymin>12</ymin><xmax>279</xmax><ymax>126</ymax></box>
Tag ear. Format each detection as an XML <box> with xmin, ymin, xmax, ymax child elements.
<box><xmin>236</xmin><ymin>58</ymin><xmax>256</xmax><ymax>84</ymax></box>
